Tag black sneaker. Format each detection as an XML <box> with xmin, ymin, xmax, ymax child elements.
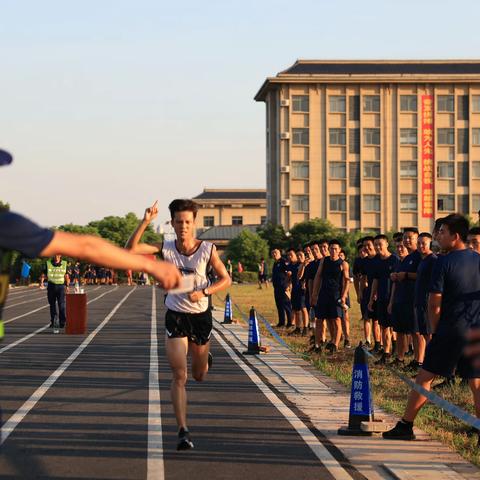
<box><xmin>309</xmin><ymin>335</ymin><xmax>316</xmax><ymax>345</ymax></box>
<box><xmin>433</xmin><ymin>377</ymin><xmax>455</xmax><ymax>390</ymax></box>
<box><xmin>364</xmin><ymin>341</ymin><xmax>372</xmax><ymax>348</ymax></box>
<box><xmin>403</xmin><ymin>360</ymin><xmax>421</xmax><ymax>373</ymax></box>
<box><xmin>389</xmin><ymin>358</ymin><xmax>405</xmax><ymax>368</ymax></box>
<box><xmin>344</xmin><ymin>339</ymin><xmax>351</xmax><ymax>349</ymax></box>
<box><xmin>326</xmin><ymin>342</ymin><xmax>337</xmax><ymax>353</ymax></box>
<box><xmin>208</xmin><ymin>352</ymin><xmax>213</xmax><ymax>371</ymax></box>
<box><xmin>406</xmin><ymin>344</ymin><xmax>414</xmax><ymax>357</ymax></box>
<box><xmin>288</xmin><ymin>327</ymin><xmax>301</xmax><ymax>336</ymax></box>
<box><xmin>177</xmin><ymin>428</ymin><xmax>194</xmax><ymax>451</ymax></box>
<box><xmin>370</xmin><ymin>342</ymin><xmax>382</xmax><ymax>354</ymax></box>
<box><xmin>383</xmin><ymin>420</ymin><xmax>415</xmax><ymax>440</ymax></box>
<box><xmin>301</xmin><ymin>327</ymin><xmax>308</xmax><ymax>336</ymax></box>
<box><xmin>375</xmin><ymin>352</ymin><xmax>391</xmax><ymax>365</ymax></box>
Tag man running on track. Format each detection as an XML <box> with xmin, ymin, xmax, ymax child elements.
<box><xmin>126</xmin><ymin>199</ymin><xmax>231</xmax><ymax>450</ymax></box>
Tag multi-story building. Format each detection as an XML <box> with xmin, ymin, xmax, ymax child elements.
<box><xmin>255</xmin><ymin>60</ymin><xmax>480</xmax><ymax>232</ymax></box>
<box><xmin>193</xmin><ymin>188</ymin><xmax>267</xmax><ymax>229</ymax></box>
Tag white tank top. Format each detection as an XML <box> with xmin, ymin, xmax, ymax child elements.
<box><xmin>162</xmin><ymin>239</ymin><xmax>214</xmax><ymax>313</ymax></box>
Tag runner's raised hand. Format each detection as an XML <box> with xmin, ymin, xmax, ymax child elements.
<box><xmin>143</xmin><ymin>201</ymin><xmax>159</xmax><ymax>223</ymax></box>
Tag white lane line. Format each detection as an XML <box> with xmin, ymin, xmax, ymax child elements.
<box><xmin>0</xmin><ymin>287</ymin><xmax>136</xmax><ymax>445</ymax></box>
<box><xmin>5</xmin><ymin>290</ymin><xmax>44</xmax><ymax>300</ymax></box>
<box><xmin>0</xmin><ymin>287</ymin><xmax>119</xmax><ymax>356</ymax></box>
<box><xmin>212</xmin><ymin>331</ymin><xmax>353</xmax><ymax>480</ymax></box>
<box><xmin>5</xmin><ymin>295</ymin><xmax>50</xmax><ymax>310</ymax></box>
<box><xmin>3</xmin><ymin>286</ymin><xmax>102</xmax><ymax>325</ymax></box>
<box><xmin>147</xmin><ymin>286</ymin><xmax>164</xmax><ymax>480</ymax></box>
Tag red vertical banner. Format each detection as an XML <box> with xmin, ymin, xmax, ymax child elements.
<box><xmin>421</xmin><ymin>95</ymin><xmax>434</xmax><ymax>218</ymax></box>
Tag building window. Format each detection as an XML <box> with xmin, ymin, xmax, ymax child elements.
<box><xmin>349</xmin><ymin>95</ymin><xmax>360</xmax><ymax>121</ymax></box>
<box><xmin>473</xmin><ymin>162</ymin><xmax>480</xmax><ymax>178</ymax></box>
<box><xmin>330</xmin><ymin>195</ymin><xmax>346</xmax><ymax>212</ymax></box>
<box><xmin>292</xmin><ymin>95</ymin><xmax>309</xmax><ymax>112</ymax></box>
<box><xmin>363</xmin><ymin>95</ymin><xmax>380</xmax><ymax>112</ymax></box>
<box><xmin>349</xmin><ymin>195</ymin><xmax>360</xmax><ymax>220</ymax></box>
<box><xmin>261</xmin><ymin>216</ymin><xmax>267</xmax><ymax>225</ymax></box>
<box><xmin>400</xmin><ymin>194</ymin><xmax>417</xmax><ymax>211</ymax></box>
<box><xmin>457</xmin><ymin>162</ymin><xmax>469</xmax><ymax>187</ymax></box>
<box><xmin>437</xmin><ymin>128</ymin><xmax>455</xmax><ymax>145</ymax></box>
<box><xmin>292</xmin><ymin>128</ymin><xmax>309</xmax><ymax>145</ymax></box>
<box><xmin>400</xmin><ymin>95</ymin><xmax>417</xmax><ymax>112</ymax></box>
<box><xmin>437</xmin><ymin>162</ymin><xmax>454</xmax><ymax>179</ymax></box>
<box><xmin>349</xmin><ymin>128</ymin><xmax>360</xmax><ymax>153</ymax></box>
<box><xmin>363</xmin><ymin>195</ymin><xmax>380</xmax><ymax>212</ymax></box>
<box><xmin>329</xmin><ymin>95</ymin><xmax>346</xmax><ymax>113</ymax></box>
<box><xmin>232</xmin><ymin>216</ymin><xmax>243</xmax><ymax>225</ymax></box>
<box><xmin>473</xmin><ymin>95</ymin><xmax>480</xmax><ymax>113</ymax></box>
<box><xmin>458</xmin><ymin>194</ymin><xmax>469</xmax><ymax>214</ymax></box>
<box><xmin>458</xmin><ymin>95</ymin><xmax>469</xmax><ymax>120</ymax></box>
<box><xmin>438</xmin><ymin>195</ymin><xmax>454</xmax><ymax>212</ymax></box>
<box><xmin>473</xmin><ymin>194</ymin><xmax>480</xmax><ymax>212</ymax></box>
<box><xmin>458</xmin><ymin>128</ymin><xmax>469</xmax><ymax>154</ymax></box>
<box><xmin>291</xmin><ymin>161</ymin><xmax>309</xmax><ymax>179</ymax></box>
<box><xmin>400</xmin><ymin>161</ymin><xmax>417</xmax><ymax>178</ymax></box>
<box><xmin>363</xmin><ymin>162</ymin><xmax>380</xmax><ymax>179</ymax></box>
<box><xmin>400</xmin><ymin>128</ymin><xmax>417</xmax><ymax>145</ymax></box>
<box><xmin>364</xmin><ymin>128</ymin><xmax>380</xmax><ymax>145</ymax></box>
<box><xmin>329</xmin><ymin>128</ymin><xmax>346</xmax><ymax>145</ymax></box>
<box><xmin>349</xmin><ymin>162</ymin><xmax>360</xmax><ymax>187</ymax></box>
<box><xmin>329</xmin><ymin>162</ymin><xmax>346</xmax><ymax>179</ymax></box>
<box><xmin>437</xmin><ymin>95</ymin><xmax>454</xmax><ymax>112</ymax></box>
<box><xmin>473</xmin><ymin>128</ymin><xmax>480</xmax><ymax>146</ymax></box>
<box><xmin>203</xmin><ymin>216</ymin><xmax>214</xmax><ymax>227</ymax></box>
<box><xmin>292</xmin><ymin>195</ymin><xmax>309</xmax><ymax>212</ymax></box>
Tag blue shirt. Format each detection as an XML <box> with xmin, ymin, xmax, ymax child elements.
<box><xmin>373</xmin><ymin>254</ymin><xmax>399</xmax><ymax>302</ymax></box>
<box><xmin>393</xmin><ymin>249</ymin><xmax>422</xmax><ymax>305</ymax></box>
<box><xmin>287</xmin><ymin>262</ymin><xmax>305</xmax><ymax>294</ymax></box>
<box><xmin>360</xmin><ymin>255</ymin><xmax>379</xmax><ymax>301</ymax></box>
<box><xmin>271</xmin><ymin>258</ymin><xmax>289</xmax><ymax>290</ymax></box>
<box><xmin>429</xmin><ymin>249</ymin><xmax>480</xmax><ymax>335</ymax></box>
<box><xmin>414</xmin><ymin>253</ymin><xmax>437</xmax><ymax>308</ymax></box>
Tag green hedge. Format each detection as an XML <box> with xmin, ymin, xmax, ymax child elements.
<box><xmin>234</xmin><ymin>271</ymin><xmax>259</xmax><ymax>283</ymax></box>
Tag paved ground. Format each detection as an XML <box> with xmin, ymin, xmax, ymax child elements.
<box><xmin>0</xmin><ymin>286</ymin><xmax>479</xmax><ymax>480</ymax></box>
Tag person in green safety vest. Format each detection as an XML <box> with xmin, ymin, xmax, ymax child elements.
<box><xmin>41</xmin><ymin>255</ymin><xmax>70</xmax><ymax>328</ymax></box>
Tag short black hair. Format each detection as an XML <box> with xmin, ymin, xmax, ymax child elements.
<box><xmin>392</xmin><ymin>232</ymin><xmax>403</xmax><ymax>241</ymax></box>
<box><xmin>303</xmin><ymin>242</ymin><xmax>312</xmax><ymax>249</ymax></box>
<box><xmin>440</xmin><ymin>213</ymin><xmax>470</xmax><ymax>243</ymax></box>
<box><xmin>468</xmin><ymin>227</ymin><xmax>480</xmax><ymax>236</ymax></box>
<box><xmin>168</xmin><ymin>199</ymin><xmax>199</xmax><ymax>220</ymax></box>
<box><xmin>286</xmin><ymin>247</ymin><xmax>296</xmax><ymax>253</ymax></box>
<box><xmin>418</xmin><ymin>232</ymin><xmax>432</xmax><ymax>240</ymax></box>
<box><xmin>363</xmin><ymin>236</ymin><xmax>374</xmax><ymax>244</ymax></box>
<box><xmin>403</xmin><ymin>227</ymin><xmax>419</xmax><ymax>235</ymax></box>
<box><xmin>356</xmin><ymin>244</ymin><xmax>364</xmax><ymax>252</ymax></box>
<box><xmin>340</xmin><ymin>249</ymin><xmax>347</xmax><ymax>256</ymax></box>
<box><xmin>356</xmin><ymin>237</ymin><xmax>365</xmax><ymax>246</ymax></box>
<box><xmin>328</xmin><ymin>239</ymin><xmax>342</xmax><ymax>247</ymax></box>
<box><xmin>318</xmin><ymin>238</ymin><xmax>328</xmax><ymax>245</ymax></box>
<box><xmin>374</xmin><ymin>234</ymin><xmax>388</xmax><ymax>242</ymax></box>
<box><xmin>433</xmin><ymin>217</ymin><xmax>445</xmax><ymax>232</ymax></box>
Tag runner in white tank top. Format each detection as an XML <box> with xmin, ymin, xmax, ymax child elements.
<box><xmin>126</xmin><ymin>199</ymin><xmax>231</xmax><ymax>451</ymax></box>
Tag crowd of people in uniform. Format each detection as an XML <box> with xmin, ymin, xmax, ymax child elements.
<box><xmin>270</xmin><ymin>213</ymin><xmax>480</xmax><ymax>441</ymax></box>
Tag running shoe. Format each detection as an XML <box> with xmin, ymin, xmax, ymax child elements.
<box><xmin>177</xmin><ymin>428</ymin><xmax>194</xmax><ymax>451</ymax></box>
<box><xmin>208</xmin><ymin>352</ymin><xmax>213</xmax><ymax>371</ymax></box>
<box><xmin>301</xmin><ymin>327</ymin><xmax>308</xmax><ymax>336</ymax></box>
<box><xmin>325</xmin><ymin>342</ymin><xmax>337</xmax><ymax>353</ymax></box>
<box><xmin>375</xmin><ymin>352</ymin><xmax>391</xmax><ymax>365</ymax></box>
<box><xmin>389</xmin><ymin>358</ymin><xmax>405</xmax><ymax>368</ymax></box>
<box><xmin>405</xmin><ymin>344</ymin><xmax>414</xmax><ymax>357</ymax></box>
<box><xmin>403</xmin><ymin>360</ymin><xmax>421</xmax><ymax>373</ymax></box>
<box><xmin>383</xmin><ymin>420</ymin><xmax>415</xmax><ymax>440</ymax></box>
<box><xmin>309</xmin><ymin>335</ymin><xmax>316</xmax><ymax>345</ymax></box>
<box><xmin>344</xmin><ymin>339</ymin><xmax>351</xmax><ymax>349</ymax></box>
<box><xmin>288</xmin><ymin>327</ymin><xmax>301</xmax><ymax>336</ymax></box>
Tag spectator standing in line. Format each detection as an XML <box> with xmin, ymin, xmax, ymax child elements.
<box><xmin>339</xmin><ymin>249</ymin><xmax>352</xmax><ymax>348</ymax></box>
<box><xmin>271</xmin><ymin>248</ymin><xmax>292</xmax><ymax>328</ymax></box>
<box><xmin>467</xmin><ymin>227</ymin><xmax>480</xmax><ymax>253</ymax></box>
<box><xmin>286</xmin><ymin>248</ymin><xmax>307</xmax><ymax>336</ymax></box>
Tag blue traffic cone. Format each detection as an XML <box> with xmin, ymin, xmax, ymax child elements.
<box><xmin>338</xmin><ymin>344</ymin><xmax>374</xmax><ymax>436</ymax></box>
<box><xmin>222</xmin><ymin>294</ymin><xmax>233</xmax><ymax>324</ymax></box>
<box><xmin>243</xmin><ymin>306</ymin><xmax>261</xmax><ymax>355</ymax></box>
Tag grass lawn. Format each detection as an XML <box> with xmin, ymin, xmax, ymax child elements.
<box><xmin>214</xmin><ymin>283</ymin><xmax>480</xmax><ymax>468</ymax></box>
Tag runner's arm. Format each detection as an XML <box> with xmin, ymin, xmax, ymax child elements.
<box><xmin>428</xmin><ymin>292</ymin><xmax>442</xmax><ymax>333</ymax></box>
<box><xmin>311</xmin><ymin>259</ymin><xmax>324</xmax><ymax>304</ymax></box>
<box><xmin>341</xmin><ymin>261</ymin><xmax>350</xmax><ymax>300</ymax></box>
<box><xmin>41</xmin><ymin>231</ymin><xmax>181</xmax><ymax>289</ymax></box>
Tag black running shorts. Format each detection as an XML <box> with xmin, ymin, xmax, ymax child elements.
<box><xmin>165</xmin><ymin>309</ymin><xmax>212</xmax><ymax>345</ymax></box>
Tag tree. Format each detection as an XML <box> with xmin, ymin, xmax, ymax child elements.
<box><xmin>0</xmin><ymin>200</ymin><xmax>10</xmax><ymax>212</ymax></box>
<box><xmin>257</xmin><ymin>222</ymin><xmax>288</xmax><ymax>250</ymax></box>
<box><xmin>225</xmin><ymin>229</ymin><xmax>269</xmax><ymax>271</ymax></box>
<box><xmin>288</xmin><ymin>218</ymin><xmax>337</xmax><ymax>248</ymax></box>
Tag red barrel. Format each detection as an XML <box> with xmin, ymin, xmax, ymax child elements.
<box><xmin>66</xmin><ymin>293</ymin><xmax>87</xmax><ymax>334</ymax></box>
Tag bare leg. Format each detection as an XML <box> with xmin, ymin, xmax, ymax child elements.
<box><xmin>396</xmin><ymin>333</ymin><xmax>407</xmax><ymax>361</ymax></box>
<box><xmin>332</xmin><ymin>317</ymin><xmax>342</xmax><ymax>348</ymax></box>
<box><xmin>382</xmin><ymin>327</ymin><xmax>392</xmax><ymax>354</ymax></box>
<box><xmin>190</xmin><ymin>341</ymin><xmax>210</xmax><ymax>382</ymax></box>
<box><xmin>373</xmin><ymin>320</ymin><xmax>381</xmax><ymax>344</ymax></box>
<box><xmin>469</xmin><ymin>379</ymin><xmax>480</xmax><ymax>418</ymax></box>
<box><xmin>166</xmin><ymin>336</ymin><xmax>189</xmax><ymax>430</ymax></box>
<box><xmin>301</xmin><ymin>307</ymin><xmax>309</xmax><ymax>328</ymax></box>
<box><xmin>363</xmin><ymin>318</ymin><xmax>372</xmax><ymax>344</ymax></box>
<box><xmin>403</xmin><ymin>368</ymin><xmax>436</xmax><ymax>422</ymax></box>
<box><xmin>341</xmin><ymin>310</ymin><xmax>350</xmax><ymax>341</ymax></box>
<box><xmin>414</xmin><ymin>333</ymin><xmax>426</xmax><ymax>364</ymax></box>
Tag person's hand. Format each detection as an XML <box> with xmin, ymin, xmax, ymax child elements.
<box><xmin>368</xmin><ymin>300</ymin><xmax>373</xmax><ymax>311</ymax></box>
<box><xmin>150</xmin><ymin>261</ymin><xmax>182</xmax><ymax>290</ymax></box>
<box><xmin>188</xmin><ymin>290</ymin><xmax>205</xmax><ymax>303</ymax></box>
<box><xmin>465</xmin><ymin>328</ymin><xmax>480</xmax><ymax>368</ymax></box>
<box><xmin>390</xmin><ymin>272</ymin><xmax>397</xmax><ymax>282</ymax></box>
<box><xmin>286</xmin><ymin>271</ymin><xmax>292</xmax><ymax>277</ymax></box>
<box><xmin>341</xmin><ymin>295</ymin><xmax>347</xmax><ymax>306</ymax></box>
<box><xmin>397</xmin><ymin>272</ymin><xmax>406</xmax><ymax>281</ymax></box>
<box><xmin>143</xmin><ymin>200</ymin><xmax>159</xmax><ymax>223</ymax></box>
<box><xmin>387</xmin><ymin>303</ymin><xmax>393</xmax><ymax>315</ymax></box>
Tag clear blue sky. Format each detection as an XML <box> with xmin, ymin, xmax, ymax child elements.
<box><xmin>2</xmin><ymin>0</ymin><xmax>480</xmax><ymax>227</ymax></box>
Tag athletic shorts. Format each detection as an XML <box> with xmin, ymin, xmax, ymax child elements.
<box><xmin>291</xmin><ymin>291</ymin><xmax>306</xmax><ymax>311</ymax></box>
<box><xmin>414</xmin><ymin>306</ymin><xmax>431</xmax><ymax>335</ymax></box>
<box><xmin>315</xmin><ymin>293</ymin><xmax>343</xmax><ymax>320</ymax></box>
<box><xmin>361</xmin><ymin>297</ymin><xmax>376</xmax><ymax>320</ymax></box>
<box><xmin>423</xmin><ymin>333</ymin><xmax>480</xmax><ymax>379</ymax></box>
<box><xmin>376</xmin><ymin>300</ymin><xmax>391</xmax><ymax>328</ymax></box>
<box><xmin>165</xmin><ymin>309</ymin><xmax>212</xmax><ymax>345</ymax></box>
<box><xmin>391</xmin><ymin>302</ymin><xmax>414</xmax><ymax>334</ymax></box>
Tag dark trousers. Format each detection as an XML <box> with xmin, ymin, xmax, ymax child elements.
<box><xmin>47</xmin><ymin>283</ymin><xmax>66</xmax><ymax>327</ymax></box>
<box><xmin>274</xmin><ymin>287</ymin><xmax>292</xmax><ymax>327</ymax></box>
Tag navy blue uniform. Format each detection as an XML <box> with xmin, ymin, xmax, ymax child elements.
<box><xmin>413</xmin><ymin>253</ymin><xmax>437</xmax><ymax>335</ymax></box>
<box><xmin>0</xmin><ymin>212</ymin><xmax>53</xmax><ymax>337</ymax></box>
<box><xmin>360</xmin><ymin>256</ymin><xmax>379</xmax><ymax>319</ymax></box>
<box><xmin>271</xmin><ymin>258</ymin><xmax>292</xmax><ymax>327</ymax></box>
<box><xmin>423</xmin><ymin>249</ymin><xmax>480</xmax><ymax>378</ymax></box>
<box><xmin>315</xmin><ymin>257</ymin><xmax>344</xmax><ymax>319</ymax></box>
<box><xmin>287</xmin><ymin>262</ymin><xmax>306</xmax><ymax>311</ymax></box>
<box><xmin>373</xmin><ymin>254</ymin><xmax>399</xmax><ymax>327</ymax></box>
<box><xmin>391</xmin><ymin>250</ymin><xmax>422</xmax><ymax>334</ymax></box>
